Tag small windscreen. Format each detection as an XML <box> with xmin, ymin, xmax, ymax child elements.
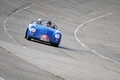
<box><xmin>41</xmin><ymin>20</ymin><xmax>58</xmax><ymax>30</ymax></box>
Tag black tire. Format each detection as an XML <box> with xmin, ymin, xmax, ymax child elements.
<box><xmin>26</xmin><ymin>36</ymin><xmax>31</xmax><ymax>40</ymax></box>
<box><xmin>50</xmin><ymin>43</ymin><xmax>58</xmax><ymax>47</ymax></box>
<box><xmin>25</xmin><ymin>28</ymin><xmax>31</xmax><ymax>40</ymax></box>
<box><xmin>25</xmin><ymin>28</ymin><xmax>28</xmax><ymax>39</ymax></box>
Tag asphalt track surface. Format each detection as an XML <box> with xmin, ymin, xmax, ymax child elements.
<box><xmin>0</xmin><ymin>0</ymin><xmax>120</xmax><ymax>80</ymax></box>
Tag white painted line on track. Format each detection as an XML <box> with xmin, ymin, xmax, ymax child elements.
<box><xmin>0</xmin><ymin>77</ymin><xmax>5</xmax><ymax>80</ymax></box>
<box><xmin>23</xmin><ymin>46</ymin><xmax>27</xmax><ymax>48</ymax></box>
<box><xmin>3</xmin><ymin>4</ymin><xmax>31</xmax><ymax>48</ymax></box>
<box><xmin>74</xmin><ymin>13</ymin><xmax>120</xmax><ymax>65</ymax></box>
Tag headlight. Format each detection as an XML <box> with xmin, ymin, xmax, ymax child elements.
<box><xmin>55</xmin><ymin>34</ymin><xmax>60</xmax><ymax>39</ymax></box>
<box><xmin>30</xmin><ymin>28</ymin><xmax>36</xmax><ymax>32</ymax></box>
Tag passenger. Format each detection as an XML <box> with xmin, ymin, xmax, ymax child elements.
<box><xmin>36</xmin><ymin>18</ymin><xmax>42</xmax><ymax>24</ymax></box>
<box><xmin>31</xmin><ymin>18</ymin><xmax>42</xmax><ymax>25</ymax></box>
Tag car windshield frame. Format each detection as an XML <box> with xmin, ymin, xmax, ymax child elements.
<box><xmin>41</xmin><ymin>20</ymin><xmax>59</xmax><ymax>30</ymax></box>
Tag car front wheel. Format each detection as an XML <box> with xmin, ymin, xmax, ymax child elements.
<box><xmin>25</xmin><ymin>28</ymin><xmax>28</xmax><ymax>39</ymax></box>
<box><xmin>25</xmin><ymin>28</ymin><xmax>31</xmax><ymax>40</ymax></box>
<box><xmin>26</xmin><ymin>36</ymin><xmax>31</xmax><ymax>40</ymax></box>
<box><xmin>50</xmin><ymin>43</ymin><xmax>58</xmax><ymax>47</ymax></box>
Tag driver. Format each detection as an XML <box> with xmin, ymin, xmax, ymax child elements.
<box><xmin>46</xmin><ymin>21</ymin><xmax>51</xmax><ymax>27</ymax></box>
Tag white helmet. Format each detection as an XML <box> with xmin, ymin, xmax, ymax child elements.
<box><xmin>37</xmin><ymin>18</ymin><xmax>42</xmax><ymax>21</ymax></box>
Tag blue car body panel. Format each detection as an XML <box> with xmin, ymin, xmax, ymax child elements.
<box><xmin>26</xmin><ymin>24</ymin><xmax>62</xmax><ymax>45</ymax></box>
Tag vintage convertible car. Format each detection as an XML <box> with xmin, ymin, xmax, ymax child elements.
<box><xmin>25</xmin><ymin>20</ymin><xmax>62</xmax><ymax>47</ymax></box>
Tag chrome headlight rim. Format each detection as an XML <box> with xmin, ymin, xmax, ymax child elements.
<box><xmin>30</xmin><ymin>28</ymin><xmax>36</xmax><ymax>33</ymax></box>
<box><xmin>55</xmin><ymin>34</ymin><xmax>60</xmax><ymax>39</ymax></box>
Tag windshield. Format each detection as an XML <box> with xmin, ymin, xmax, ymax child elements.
<box><xmin>41</xmin><ymin>20</ymin><xmax>58</xmax><ymax>30</ymax></box>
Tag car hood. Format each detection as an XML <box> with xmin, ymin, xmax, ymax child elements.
<box><xmin>36</xmin><ymin>25</ymin><xmax>57</xmax><ymax>37</ymax></box>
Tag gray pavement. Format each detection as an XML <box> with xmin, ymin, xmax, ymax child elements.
<box><xmin>0</xmin><ymin>0</ymin><xmax>120</xmax><ymax>80</ymax></box>
<box><xmin>0</xmin><ymin>46</ymin><xmax>63</xmax><ymax>80</ymax></box>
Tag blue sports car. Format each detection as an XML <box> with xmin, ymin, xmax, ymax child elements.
<box><xmin>25</xmin><ymin>19</ymin><xmax>62</xmax><ymax>47</ymax></box>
